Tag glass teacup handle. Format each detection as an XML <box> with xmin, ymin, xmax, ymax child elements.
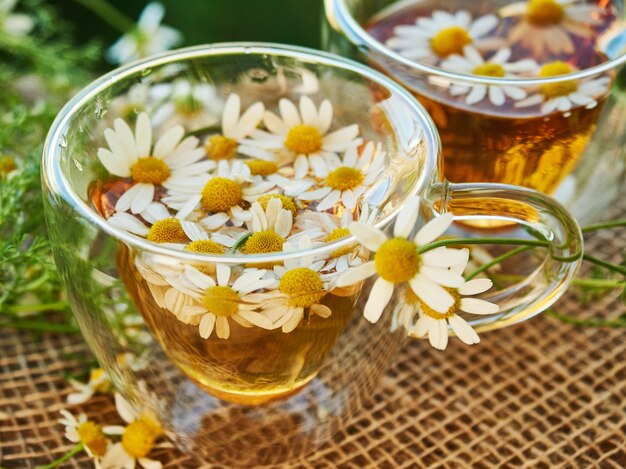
<box><xmin>422</xmin><ymin>181</ymin><xmax>583</xmax><ymax>335</ymax></box>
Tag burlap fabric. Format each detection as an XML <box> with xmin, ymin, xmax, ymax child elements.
<box><xmin>2</xmin><ymin>198</ymin><xmax>625</xmax><ymax>468</ymax></box>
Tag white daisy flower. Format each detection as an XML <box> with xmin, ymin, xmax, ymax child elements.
<box><xmin>96</xmin><ymin>112</ymin><xmax>208</xmax><ymax>214</ymax></box>
<box><xmin>441</xmin><ymin>46</ymin><xmax>538</xmax><ymax>106</ymax></box>
<box><xmin>296</xmin><ymin>141</ymin><xmax>385</xmax><ymax>211</ymax></box>
<box><xmin>516</xmin><ymin>61</ymin><xmax>610</xmax><ymax>114</ymax></box>
<box><xmin>336</xmin><ymin>196</ymin><xmax>470</xmax><ymax>323</ymax></box>
<box><xmin>412</xmin><ymin>277</ymin><xmax>499</xmax><ymax>350</ymax></box>
<box><xmin>109</xmin><ymin>83</ymin><xmax>151</xmax><ymax>121</ymax></box>
<box><xmin>107</xmin><ymin>2</ymin><xmax>182</xmax><ymax>65</ymax></box>
<box><xmin>202</xmin><ymin>93</ymin><xmax>266</xmax><ymax>162</ymax></box>
<box><xmin>149</xmin><ymin>80</ymin><xmax>223</xmax><ymax>131</ymax></box>
<box><xmin>172</xmin><ymin>264</ymin><xmax>276</xmax><ymax>339</ymax></box>
<box><xmin>251</xmin><ymin>237</ymin><xmax>331</xmax><ymax>333</ymax></box>
<box><xmin>59</xmin><ymin>410</ymin><xmax>109</xmax><ymax>464</ymax></box>
<box><xmin>297</xmin><ymin>207</ymin><xmax>374</xmax><ymax>273</ymax></box>
<box><xmin>244</xmin><ymin>96</ymin><xmax>362</xmax><ymax>178</ymax></box>
<box><xmin>385</xmin><ymin>10</ymin><xmax>500</xmax><ymax>65</ymax></box>
<box><xmin>1</xmin><ymin>0</ymin><xmax>33</xmax><ymax>38</ymax></box>
<box><xmin>220</xmin><ymin>196</ymin><xmax>322</xmax><ymax>255</ymax></box>
<box><xmin>107</xmin><ymin>202</ymin><xmax>206</xmax><ymax>245</ymax></box>
<box><xmin>500</xmin><ymin>0</ymin><xmax>605</xmax><ymax>57</ymax></box>
<box><xmin>66</xmin><ymin>368</ymin><xmax>110</xmax><ymax>405</ymax></box>
<box><xmin>102</xmin><ymin>393</ymin><xmax>166</xmax><ymax>469</ymax></box>
<box><xmin>163</xmin><ymin>160</ymin><xmax>274</xmax><ymax>230</ymax></box>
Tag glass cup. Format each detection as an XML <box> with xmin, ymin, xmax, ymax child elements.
<box><xmin>42</xmin><ymin>43</ymin><xmax>582</xmax><ymax>465</ymax></box>
<box><xmin>323</xmin><ymin>0</ymin><xmax>626</xmax><ymax>224</ymax></box>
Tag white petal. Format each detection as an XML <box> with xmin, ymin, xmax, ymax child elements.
<box><xmin>336</xmin><ymin>260</ymin><xmax>376</xmax><ymax>287</ymax></box>
<box><xmin>363</xmin><ymin>278</ymin><xmax>394</xmax><ymax>323</ymax></box>
<box><xmin>279</xmin><ymin>98</ymin><xmax>302</xmax><ymax>127</ymax></box>
<box><xmin>448</xmin><ymin>314</ymin><xmax>480</xmax><ymax>345</ymax></box>
<box><xmin>216</xmin><ymin>263</ymin><xmax>231</xmax><ymax>286</ymax></box>
<box><xmin>114</xmin><ymin>393</ymin><xmax>137</xmax><ymax>423</ymax></box>
<box><xmin>237</xmin><ymin>311</ymin><xmax>274</xmax><ymax>329</ymax></box>
<box><xmin>414</xmin><ymin>213</ymin><xmax>454</xmax><ymax>246</ymax></box>
<box><xmin>233</xmin><ymin>102</ymin><xmax>265</xmax><ymax>139</ymax></box>
<box><xmin>199</xmin><ymin>314</ymin><xmax>216</xmax><ymax>339</ymax></box>
<box><xmin>349</xmin><ymin>222</ymin><xmax>386</xmax><ymax>251</ymax></box>
<box><xmin>460</xmin><ymin>298</ymin><xmax>500</xmax><ymax>315</ymax></box>
<box><xmin>135</xmin><ymin>113</ymin><xmax>152</xmax><ymax>157</ymax></box>
<box><xmin>299</xmin><ymin>96</ymin><xmax>318</xmax><ymax>126</ymax></box>
<box><xmin>458</xmin><ymin>278</ymin><xmax>493</xmax><ymax>295</ymax></box>
<box><xmin>201</xmin><ymin>212</ymin><xmax>230</xmax><ymax>230</ymax></box>
<box><xmin>409</xmin><ymin>274</ymin><xmax>455</xmax><ymax>313</ymax></box>
<box><xmin>154</xmin><ymin>125</ymin><xmax>184</xmax><ymax>159</ymax></box>
<box><xmin>394</xmin><ymin>196</ymin><xmax>420</xmax><ymax>238</ymax></box>
<box><xmin>222</xmin><ymin>93</ymin><xmax>241</xmax><ymax>137</ymax></box>
<box><xmin>130</xmin><ymin>183</ymin><xmax>155</xmax><ymax>214</ymax></box>
<box><xmin>215</xmin><ymin>316</ymin><xmax>230</xmax><ymax>339</ymax></box>
<box><xmin>420</xmin><ymin>266</ymin><xmax>465</xmax><ymax>288</ymax></box>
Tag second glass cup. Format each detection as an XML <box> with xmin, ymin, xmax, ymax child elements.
<box><xmin>323</xmin><ymin>0</ymin><xmax>626</xmax><ymax>224</ymax></box>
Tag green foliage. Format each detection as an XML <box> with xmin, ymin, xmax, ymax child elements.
<box><xmin>0</xmin><ymin>0</ymin><xmax>100</xmax><ymax>324</ymax></box>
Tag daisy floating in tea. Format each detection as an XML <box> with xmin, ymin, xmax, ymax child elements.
<box><xmin>93</xmin><ymin>84</ymin><xmax>502</xmax><ymax>351</ymax></box>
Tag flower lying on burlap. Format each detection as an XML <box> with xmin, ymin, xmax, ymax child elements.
<box><xmin>336</xmin><ymin>196</ymin><xmax>469</xmax><ymax>323</ymax></box>
<box><xmin>102</xmin><ymin>393</ymin><xmax>169</xmax><ymax>469</ymax></box>
<box><xmin>59</xmin><ymin>410</ymin><xmax>110</xmax><ymax>464</ymax></box>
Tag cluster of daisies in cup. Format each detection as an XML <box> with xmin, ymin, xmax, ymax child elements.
<box><xmin>385</xmin><ymin>0</ymin><xmax>611</xmax><ymax>113</ymax></box>
<box><xmin>99</xmin><ymin>89</ymin><xmax>499</xmax><ymax>350</ymax></box>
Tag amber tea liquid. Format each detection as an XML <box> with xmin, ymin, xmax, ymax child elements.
<box><xmin>93</xmin><ymin>180</ymin><xmax>360</xmax><ymax>405</ymax></box>
<box><xmin>366</xmin><ymin>0</ymin><xmax>615</xmax><ymax>194</ymax></box>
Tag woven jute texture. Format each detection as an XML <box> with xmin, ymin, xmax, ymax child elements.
<box><xmin>2</xmin><ymin>199</ymin><xmax>625</xmax><ymax>468</ymax></box>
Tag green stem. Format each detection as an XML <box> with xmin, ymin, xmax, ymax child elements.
<box><xmin>583</xmin><ymin>253</ymin><xmax>626</xmax><ymax>276</ymax></box>
<box><xmin>230</xmin><ymin>233</ymin><xmax>252</xmax><ymax>253</ymax></box>
<box><xmin>0</xmin><ymin>320</ymin><xmax>80</xmax><ymax>334</ymax></box>
<box><xmin>546</xmin><ymin>309</ymin><xmax>626</xmax><ymax>328</ymax></box>
<box><xmin>34</xmin><ymin>443</ymin><xmax>84</xmax><ymax>469</ymax></box>
<box><xmin>581</xmin><ymin>219</ymin><xmax>626</xmax><ymax>233</ymax></box>
<box><xmin>492</xmin><ymin>273</ymin><xmax>625</xmax><ymax>289</ymax></box>
<box><xmin>71</xmin><ymin>0</ymin><xmax>135</xmax><ymax>33</ymax></box>
<box><xmin>7</xmin><ymin>301</ymin><xmax>67</xmax><ymax>314</ymax></box>
<box><xmin>466</xmin><ymin>246</ymin><xmax>532</xmax><ymax>281</ymax></box>
<box><xmin>417</xmin><ymin>237</ymin><xmax>548</xmax><ymax>254</ymax></box>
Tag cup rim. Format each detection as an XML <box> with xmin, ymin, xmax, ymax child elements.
<box><xmin>42</xmin><ymin>42</ymin><xmax>439</xmax><ymax>265</ymax></box>
<box><xmin>327</xmin><ymin>0</ymin><xmax>626</xmax><ymax>86</ymax></box>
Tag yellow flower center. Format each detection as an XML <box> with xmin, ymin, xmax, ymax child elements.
<box><xmin>405</xmin><ymin>287</ymin><xmax>419</xmax><ymax>306</ymax></box>
<box><xmin>122</xmin><ymin>420</ymin><xmax>157</xmax><ymax>458</ymax></box>
<box><xmin>130</xmin><ymin>157</ymin><xmax>170</xmax><ymax>185</ymax></box>
<box><xmin>89</xmin><ymin>368</ymin><xmax>111</xmax><ymax>393</ymax></box>
<box><xmin>284</xmin><ymin>125</ymin><xmax>323</xmax><ymax>154</ymax></box>
<box><xmin>246</xmin><ymin>159</ymin><xmax>279</xmax><ymax>176</ymax></box>
<box><xmin>279</xmin><ymin>267</ymin><xmax>325</xmax><ymax>308</ymax></box>
<box><xmin>526</xmin><ymin>0</ymin><xmax>565</xmax><ymax>26</ymax></box>
<box><xmin>473</xmin><ymin>63</ymin><xmax>506</xmax><ymax>77</ymax></box>
<box><xmin>0</xmin><ymin>156</ymin><xmax>17</xmax><ymax>175</ymax></box>
<box><xmin>418</xmin><ymin>287</ymin><xmax>460</xmax><ymax>320</ymax></box>
<box><xmin>147</xmin><ymin>218</ymin><xmax>190</xmax><ymax>244</ymax></box>
<box><xmin>538</xmin><ymin>61</ymin><xmax>578</xmax><ymax>98</ymax></box>
<box><xmin>431</xmin><ymin>26</ymin><xmax>472</xmax><ymax>58</ymax></box>
<box><xmin>174</xmin><ymin>95</ymin><xmax>200</xmax><ymax>117</ymax></box>
<box><xmin>243</xmin><ymin>230</ymin><xmax>285</xmax><ymax>254</ymax></box>
<box><xmin>374</xmin><ymin>238</ymin><xmax>421</xmax><ymax>284</ymax></box>
<box><xmin>325</xmin><ymin>227</ymin><xmax>353</xmax><ymax>258</ymax></box>
<box><xmin>185</xmin><ymin>239</ymin><xmax>225</xmax><ymax>254</ymax></box>
<box><xmin>325</xmin><ymin>166</ymin><xmax>364</xmax><ymax>191</ymax></box>
<box><xmin>76</xmin><ymin>421</ymin><xmax>108</xmax><ymax>457</ymax></box>
<box><xmin>202</xmin><ymin>285</ymin><xmax>240</xmax><ymax>317</ymax></box>
<box><xmin>201</xmin><ymin>177</ymin><xmax>243</xmax><ymax>213</ymax></box>
<box><xmin>205</xmin><ymin>135</ymin><xmax>238</xmax><ymax>160</ymax></box>
<box><xmin>256</xmin><ymin>194</ymin><xmax>298</xmax><ymax>218</ymax></box>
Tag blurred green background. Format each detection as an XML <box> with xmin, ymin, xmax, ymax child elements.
<box><xmin>53</xmin><ymin>0</ymin><xmax>323</xmax><ymax>57</ymax></box>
